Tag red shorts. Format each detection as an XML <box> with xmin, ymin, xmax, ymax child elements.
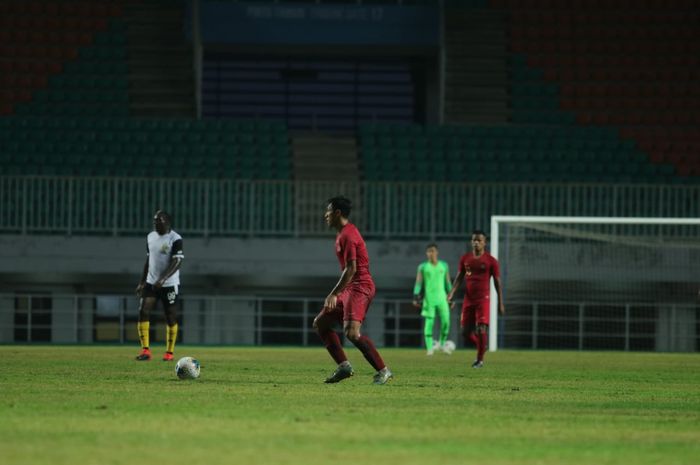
<box><xmin>324</xmin><ymin>286</ymin><xmax>376</xmax><ymax>323</ymax></box>
<box><xmin>461</xmin><ymin>300</ymin><xmax>490</xmax><ymax>327</ymax></box>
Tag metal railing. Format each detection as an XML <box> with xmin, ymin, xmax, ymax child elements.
<box><xmin>2</xmin><ymin>176</ymin><xmax>700</xmax><ymax>238</ymax></box>
<box><xmin>0</xmin><ymin>294</ymin><xmax>454</xmax><ymax>348</ymax></box>
<box><xmin>501</xmin><ymin>301</ymin><xmax>699</xmax><ymax>352</ymax></box>
<box><xmin>2</xmin><ymin>294</ymin><xmax>697</xmax><ymax>352</ymax></box>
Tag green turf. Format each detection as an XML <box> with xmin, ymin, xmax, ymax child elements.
<box><xmin>1</xmin><ymin>346</ymin><xmax>699</xmax><ymax>465</ymax></box>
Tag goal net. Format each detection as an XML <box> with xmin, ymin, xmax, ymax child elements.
<box><xmin>490</xmin><ymin>216</ymin><xmax>700</xmax><ymax>353</ymax></box>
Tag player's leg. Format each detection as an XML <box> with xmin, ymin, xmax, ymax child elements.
<box><xmin>344</xmin><ymin>320</ymin><xmax>392</xmax><ymax>385</ymax></box>
<box><xmin>461</xmin><ymin>305</ymin><xmax>478</xmax><ymax>347</ymax></box>
<box><xmin>423</xmin><ymin>315</ymin><xmax>436</xmax><ymax>355</ymax></box>
<box><xmin>474</xmin><ymin>323</ymin><xmax>488</xmax><ymax>366</ymax></box>
<box><xmin>313</xmin><ymin>307</ymin><xmax>347</xmax><ymax>365</ymax></box>
<box><xmin>136</xmin><ymin>286</ymin><xmax>157</xmax><ymax>360</ymax></box>
<box><xmin>421</xmin><ymin>302</ymin><xmax>436</xmax><ymax>355</ymax></box>
<box><xmin>460</xmin><ymin>305</ymin><xmax>480</xmax><ymax>366</ymax></box>
<box><xmin>161</xmin><ymin>286</ymin><xmax>180</xmax><ymax>361</ymax></box>
<box><xmin>343</xmin><ymin>291</ymin><xmax>392</xmax><ymax>384</ymax></box>
<box><xmin>313</xmin><ymin>306</ymin><xmax>352</xmax><ymax>383</ymax></box>
<box><xmin>472</xmin><ymin>301</ymin><xmax>490</xmax><ymax>367</ymax></box>
<box><xmin>461</xmin><ymin>323</ymin><xmax>478</xmax><ymax>348</ymax></box>
<box><xmin>436</xmin><ymin>301</ymin><xmax>451</xmax><ymax>353</ymax></box>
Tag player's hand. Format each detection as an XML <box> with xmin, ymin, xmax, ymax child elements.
<box><xmin>135</xmin><ymin>282</ymin><xmax>144</xmax><ymax>297</ymax></box>
<box><xmin>154</xmin><ymin>279</ymin><xmax>165</xmax><ymax>290</ymax></box>
<box><xmin>499</xmin><ymin>303</ymin><xmax>506</xmax><ymax>315</ymax></box>
<box><xmin>324</xmin><ymin>293</ymin><xmax>338</xmax><ymax>311</ymax></box>
<box><xmin>412</xmin><ymin>295</ymin><xmax>422</xmax><ymax>309</ymax></box>
<box><xmin>449</xmin><ymin>299</ymin><xmax>455</xmax><ymax>309</ymax></box>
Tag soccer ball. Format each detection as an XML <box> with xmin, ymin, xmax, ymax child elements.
<box><xmin>443</xmin><ymin>340</ymin><xmax>456</xmax><ymax>354</ymax></box>
<box><xmin>175</xmin><ymin>356</ymin><xmax>200</xmax><ymax>380</ymax></box>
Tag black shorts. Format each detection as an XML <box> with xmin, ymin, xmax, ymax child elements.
<box><xmin>142</xmin><ymin>283</ymin><xmax>180</xmax><ymax>309</ymax></box>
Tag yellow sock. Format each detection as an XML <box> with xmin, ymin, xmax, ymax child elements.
<box><xmin>137</xmin><ymin>321</ymin><xmax>150</xmax><ymax>349</ymax></box>
<box><xmin>166</xmin><ymin>324</ymin><xmax>178</xmax><ymax>353</ymax></box>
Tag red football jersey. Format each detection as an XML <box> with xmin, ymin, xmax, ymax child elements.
<box><xmin>335</xmin><ymin>223</ymin><xmax>374</xmax><ymax>292</ymax></box>
<box><xmin>458</xmin><ymin>252</ymin><xmax>500</xmax><ymax>304</ymax></box>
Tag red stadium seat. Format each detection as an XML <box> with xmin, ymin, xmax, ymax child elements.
<box><xmin>542</xmin><ymin>68</ymin><xmax>559</xmax><ymax>81</ymax></box>
<box><xmin>559</xmin><ymin>97</ymin><xmax>576</xmax><ymax>110</ymax></box>
<box><xmin>32</xmin><ymin>75</ymin><xmax>48</xmax><ymax>88</ymax></box>
<box><xmin>108</xmin><ymin>4</ymin><xmax>123</xmax><ymax>16</ymax></box>
<box><xmin>676</xmin><ymin>165</ymin><xmax>694</xmax><ymax>176</ymax></box>
<box><xmin>91</xmin><ymin>4</ymin><xmax>109</xmax><ymax>17</ymax></box>
<box><xmin>43</xmin><ymin>2</ymin><xmax>59</xmax><ymax>16</ymax></box>
<box><xmin>11</xmin><ymin>30</ymin><xmax>28</xmax><ymax>43</ymax></box>
<box><xmin>560</xmin><ymin>84</ymin><xmax>576</xmax><ymax>97</ymax></box>
<box><xmin>63</xmin><ymin>18</ymin><xmax>80</xmax><ymax>31</ymax></box>
<box><xmin>575</xmin><ymin>112</ymin><xmax>594</xmax><ymax>125</ymax></box>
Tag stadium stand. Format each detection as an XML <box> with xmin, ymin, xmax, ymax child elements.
<box><xmin>489</xmin><ymin>0</ymin><xmax>700</xmax><ymax>179</ymax></box>
<box><xmin>358</xmin><ymin>122</ymin><xmax>676</xmax><ymax>183</ymax></box>
<box><xmin>0</xmin><ymin>1</ymin><xmax>125</xmax><ymax>116</ymax></box>
<box><xmin>0</xmin><ymin>1</ymin><xmax>292</xmax><ymax>179</ymax></box>
<box><xmin>2</xmin><ymin>0</ymin><xmax>697</xmax><ymax>184</ymax></box>
<box><xmin>0</xmin><ymin>117</ymin><xmax>291</xmax><ymax>179</ymax></box>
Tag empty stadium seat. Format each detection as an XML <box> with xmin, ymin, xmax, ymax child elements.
<box><xmin>495</xmin><ymin>0</ymin><xmax>700</xmax><ymax>181</ymax></box>
<box><xmin>358</xmin><ymin>122</ymin><xmax>680</xmax><ymax>183</ymax></box>
<box><xmin>0</xmin><ymin>116</ymin><xmax>292</xmax><ymax>180</ymax></box>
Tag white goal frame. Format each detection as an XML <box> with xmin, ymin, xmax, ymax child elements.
<box><xmin>489</xmin><ymin>215</ymin><xmax>700</xmax><ymax>351</ymax></box>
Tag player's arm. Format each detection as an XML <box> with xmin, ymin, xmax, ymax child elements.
<box><xmin>155</xmin><ymin>257</ymin><xmax>183</xmax><ymax>290</ymax></box>
<box><xmin>412</xmin><ymin>267</ymin><xmax>423</xmax><ymax>308</ymax></box>
<box><xmin>447</xmin><ymin>269</ymin><xmax>464</xmax><ymax>304</ymax></box>
<box><xmin>324</xmin><ymin>259</ymin><xmax>357</xmax><ymax>310</ymax></box>
<box><xmin>444</xmin><ymin>263</ymin><xmax>454</xmax><ymax>308</ymax></box>
<box><xmin>136</xmin><ymin>241</ymin><xmax>150</xmax><ymax>296</ymax></box>
<box><xmin>444</xmin><ymin>263</ymin><xmax>453</xmax><ymax>294</ymax></box>
<box><xmin>493</xmin><ymin>276</ymin><xmax>505</xmax><ymax>315</ymax></box>
<box><xmin>154</xmin><ymin>239</ymin><xmax>184</xmax><ymax>290</ymax></box>
<box><xmin>135</xmin><ymin>255</ymin><xmax>149</xmax><ymax>296</ymax></box>
<box><xmin>492</xmin><ymin>258</ymin><xmax>505</xmax><ymax>315</ymax></box>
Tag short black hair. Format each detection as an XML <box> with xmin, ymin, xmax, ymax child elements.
<box><xmin>471</xmin><ymin>229</ymin><xmax>487</xmax><ymax>240</ymax></box>
<box><xmin>327</xmin><ymin>196</ymin><xmax>352</xmax><ymax>218</ymax></box>
<box><xmin>426</xmin><ymin>243</ymin><xmax>438</xmax><ymax>250</ymax></box>
<box><xmin>155</xmin><ymin>210</ymin><xmax>173</xmax><ymax>225</ymax></box>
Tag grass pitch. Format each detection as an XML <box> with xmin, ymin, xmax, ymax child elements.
<box><xmin>1</xmin><ymin>346</ymin><xmax>699</xmax><ymax>465</ymax></box>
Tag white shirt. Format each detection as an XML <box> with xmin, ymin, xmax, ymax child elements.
<box><xmin>146</xmin><ymin>230</ymin><xmax>184</xmax><ymax>287</ymax></box>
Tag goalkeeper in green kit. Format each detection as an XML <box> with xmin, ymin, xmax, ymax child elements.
<box><xmin>412</xmin><ymin>243</ymin><xmax>454</xmax><ymax>355</ymax></box>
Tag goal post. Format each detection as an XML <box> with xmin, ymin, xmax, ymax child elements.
<box><xmin>489</xmin><ymin>216</ymin><xmax>700</xmax><ymax>352</ymax></box>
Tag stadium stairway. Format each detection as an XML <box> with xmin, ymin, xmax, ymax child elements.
<box><xmin>122</xmin><ymin>0</ymin><xmax>194</xmax><ymax>117</ymax></box>
<box><xmin>292</xmin><ymin>134</ymin><xmax>359</xmax><ymax>182</ymax></box>
<box><xmin>290</xmin><ymin>132</ymin><xmax>360</xmax><ymax>229</ymax></box>
<box><xmin>444</xmin><ymin>0</ymin><xmax>510</xmax><ymax>124</ymax></box>
<box><xmin>490</xmin><ymin>0</ymin><xmax>700</xmax><ymax>180</ymax></box>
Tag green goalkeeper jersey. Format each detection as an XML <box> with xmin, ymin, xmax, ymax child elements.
<box><xmin>414</xmin><ymin>260</ymin><xmax>451</xmax><ymax>305</ymax></box>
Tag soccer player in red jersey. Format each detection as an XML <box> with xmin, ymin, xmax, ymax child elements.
<box><xmin>313</xmin><ymin>196</ymin><xmax>393</xmax><ymax>385</ymax></box>
<box><xmin>447</xmin><ymin>230</ymin><xmax>505</xmax><ymax>368</ymax></box>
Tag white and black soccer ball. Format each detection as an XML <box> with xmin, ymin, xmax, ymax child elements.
<box><xmin>443</xmin><ymin>340</ymin><xmax>456</xmax><ymax>354</ymax></box>
<box><xmin>175</xmin><ymin>356</ymin><xmax>201</xmax><ymax>380</ymax></box>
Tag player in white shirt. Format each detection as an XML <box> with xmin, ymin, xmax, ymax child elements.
<box><xmin>135</xmin><ymin>210</ymin><xmax>184</xmax><ymax>361</ymax></box>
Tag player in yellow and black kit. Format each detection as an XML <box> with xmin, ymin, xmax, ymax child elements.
<box><xmin>135</xmin><ymin>210</ymin><xmax>184</xmax><ymax>361</ymax></box>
